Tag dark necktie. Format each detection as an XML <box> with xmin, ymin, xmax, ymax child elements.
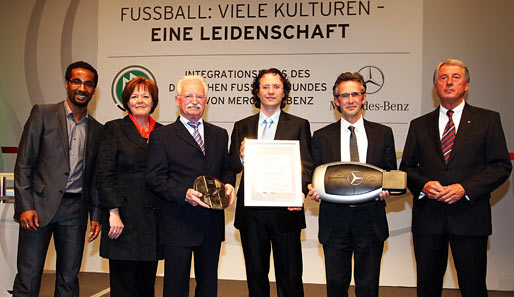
<box><xmin>441</xmin><ymin>110</ymin><xmax>455</xmax><ymax>164</ymax></box>
<box><xmin>188</xmin><ymin>121</ymin><xmax>205</xmax><ymax>155</ymax></box>
<box><xmin>349</xmin><ymin>126</ymin><xmax>359</xmax><ymax>162</ymax></box>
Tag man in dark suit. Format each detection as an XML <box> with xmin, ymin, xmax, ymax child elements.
<box><xmin>308</xmin><ymin>72</ymin><xmax>396</xmax><ymax>297</ymax></box>
<box><xmin>13</xmin><ymin>61</ymin><xmax>102</xmax><ymax>297</ymax></box>
<box><xmin>146</xmin><ymin>75</ymin><xmax>236</xmax><ymax>297</ymax></box>
<box><xmin>400</xmin><ymin>59</ymin><xmax>511</xmax><ymax>297</ymax></box>
<box><xmin>228</xmin><ymin>68</ymin><xmax>313</xmax><ymax>297</ymax></box>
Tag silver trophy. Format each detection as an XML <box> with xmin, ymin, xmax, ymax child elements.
<box><xmin>312</xmin><ymin>162</ymin><xmax>407</xmax><ymax>204</ymax></box>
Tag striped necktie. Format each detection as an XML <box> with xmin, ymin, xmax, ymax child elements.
<box><xmin>441</xmin><ymin>110</ymin><xmax>455</xmax><ymax>164</ymax></box>
<box><xmin>188</xmin><ymin>121</ymin><xmax>205</xmax><ymax>155</ymax></box>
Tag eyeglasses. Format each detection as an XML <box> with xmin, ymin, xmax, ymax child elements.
<box><xmin>260</xmin><ymin>85</ymin><xmax>283</xmax><ymax>90</ymax></box>
<box><xmin>181</xmin><ymin>94</ymin><xmax>205</xmax><ymax>100</ymax></box>
<box><xmin>68</xmin><ymin>79</ymin><xmax>95</xmax><ymax>90</ymax></box>
<box><xmin>335</xmin><ymin>92</ymin><xmax>363</xmax><ymax>99</ymax></box>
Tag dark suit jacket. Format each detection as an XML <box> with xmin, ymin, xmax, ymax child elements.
<box><xmin>14</xmin><ymin>101</ymin><xmax>102</xmax><ymax>227</ymax></box>
<box><xmin>96</xmin><ymin>116</ymin><xmax>163</xmax><ymax>261</ymax></box>
<box><xmin>312</xmin><ymin>119</ymin><xmax>397</xmax><ymax>243</ymax></box>
<box><xmin>400</xmin><ymin>103</ymin><xmax>511</xmax><ymax>236</ymax></box>
<box><xmin>228</xmin><ymin>112</ymin><xmax>313</xmax><ymax>232</ymax></box>
<box><xmin>146</xmin><ymin>117</ymin><xmax>235</xmax><ymax>247</ymax></box>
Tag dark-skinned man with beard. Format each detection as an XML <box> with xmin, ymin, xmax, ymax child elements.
<box><xmin>13</xmin><ymin>61</ymin><xmax>103</xmax><ymax>297</ymax></box>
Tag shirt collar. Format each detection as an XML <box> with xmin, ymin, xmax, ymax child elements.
<box><xmin>258</xmin><ymin>109</ymin><xmax>281</xmax><ymax>125</ymax></box>
<box><xmin>440</xmin><ymin>100</ymin><xmax>465</xmax><ymax>116</ymax></box>
<box><xmin>180</xmin><ymin>115</ymin><xmax>203</xmax><ymax>126</ymax></box>
<box><xmin>340</xmin><ymin>116</ymin><xmax>365</xmax><ymax>132</ymax></box>
<box><xmin>64</xmin><ymin>101</ymin><xmax>88</xmax><ymax>122</ymax></box>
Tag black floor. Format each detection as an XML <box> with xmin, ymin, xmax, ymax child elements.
<box><xmin>37</xmin><ymin>272</ymin><xmax>514</xmax><ymax>297</ymax></box>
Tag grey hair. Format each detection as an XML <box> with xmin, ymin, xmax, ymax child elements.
<box><xmin>433</xmin><ymin>58</ymin><xmax>470</xmax><ymax>84</ymax></box>
<box><xmin>176</xmin><ymin>75</ymin><xmax>208</xmax><ymax>96</ymax></box>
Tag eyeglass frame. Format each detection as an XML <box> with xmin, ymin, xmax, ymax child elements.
<box><xmin>68</xmin><ymin>79</ymin><xmax>95</xmax><ymax>90</ymax></box>
<box><xmin>334</xmin><ymin>91</ymin><xmax>365</xmax><ymax>99</ymax></box>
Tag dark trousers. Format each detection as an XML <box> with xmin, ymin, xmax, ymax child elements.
<box><xmin>322</xmin><ymin>205</ymin><xmax>384</xmax><ymax>297</ymax></box>
<box><xmin>413</xmin><ymin>233</ymin><xmax>488</xmax><ymax>297</ymax></box>
<box><xmin>13</xmin><ymin>196</ymin><xmax>85</xmax><ymax>297</ymax></box>
<box><xmin>162</xmin><ymin>230</ymin><xmax>221</xmax><ymax>297</ymax></box>
<box><xmin>239</xmin><ymin>210</ymin><xmax>304</xmax><ymax>297</ymax></box>
<box><xmin>109</xmin><ymin>259</ymin><xmax>158</xmax><ymax>297</ymax></box>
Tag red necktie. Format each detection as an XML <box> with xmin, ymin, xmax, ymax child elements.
<box><xmin>441</xmin><ymin>110</ymin><xmax>455</xmax><ymax>164</ymax></box>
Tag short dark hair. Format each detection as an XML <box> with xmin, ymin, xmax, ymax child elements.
<box><xmin>251</xmin><ymin>68</ymin><xmax>291</xmax><ymax>109</ymax></box>
<box><xmin>65</xmin><ymin>61</ymin><xmax>98</xmax><ymax>87</ymax></box>
<box><xmin>332</xmin><ymin>72</ymin><xmax>366</xmax><ymax>96</ymax></box>
<box><xmin>332</xmin><ymin>72</ymin><xmax>366</xmax><ymax>113</ymax></box>
<box><xmin>121</xmin><ymin>77</ymin><xmax>159</xmax><ymax>114</ymax></box>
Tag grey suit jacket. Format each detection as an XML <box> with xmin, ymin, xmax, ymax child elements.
<box><xmin>14</xmin><ymin>101</ymin><xmax>102</xmax><ymax>227</ymax></box>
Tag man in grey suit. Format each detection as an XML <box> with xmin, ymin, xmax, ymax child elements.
<box><xmin>13</xmin><ymin>61</ymin><xmax>103</xmax><ymax>297</ymax></box>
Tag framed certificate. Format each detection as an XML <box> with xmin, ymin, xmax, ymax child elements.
<box><xmin>244</xmin><ymin>139</ymin><xmax>302</xmax><ymax>207</ymax></box>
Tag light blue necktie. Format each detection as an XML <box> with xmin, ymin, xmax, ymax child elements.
<box><xmin>261</xmin><ymin>118</ymin><xmax>274</xmax><ymax>140</ymax></box>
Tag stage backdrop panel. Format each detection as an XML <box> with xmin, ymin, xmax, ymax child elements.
<box><xmin>95</xmin><ymin>0</ymin><xmax>423</xmax><ymax>285</ymax></box>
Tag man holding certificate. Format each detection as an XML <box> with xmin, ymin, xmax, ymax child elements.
<box><xmin>308</xmin><ymin>72</ymin><xmax>396</xmax><ymax>297</ymax></box>
<box><xmin>228</xmin><ymin>68</ymin><xmax>313</xmax><ymax>297</ymax></box>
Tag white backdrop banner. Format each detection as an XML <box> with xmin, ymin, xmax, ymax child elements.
<box><xmin>97</xmin><ymin>0</ymin><xmax>422</xmax><ymax>139</ymax></box>
<box><xmin>97</xmin><ymin>0</ymin><xmax>423</xmax><ymax>284</ymax></box>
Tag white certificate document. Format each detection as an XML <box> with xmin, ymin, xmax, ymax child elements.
<box><xmin>244</xmin><ymin>139</ymin><xmax>302</xmax><ymax>207</ymax></box>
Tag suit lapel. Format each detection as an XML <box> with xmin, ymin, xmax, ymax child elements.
<box><xmin>448</xmin><ymin>103</ymin><xmax>475</xmax><ymax>164</ymax></box>
<box><xmin>326</xmin><ymin>120</ymin><xmax>341</xmax><ymax>161</ymax></box>
<box><xmin>364</xmin><ymin>120</ymin><xmax>376</xmax><ymax>164</ymax></box>
<box><xmin>425</xmin><ymin>108</ymin><xmax>445</xmax><ymax>164</ymax></box>
<box><xmin>274</xmin><ymin>112</ymin><xmax>290</xmax><ymax>140</ymax></box>
<box><xmin>119</xmin><ymin>116</ymin><xmax>148</xmax><ymax>151</ymax></box>
<box><xmin>248</xmin><ymin>113</ymin><xmax>259</xmax><ymax>139</ymax></box>
<box><xmin>203</xmin><ymin>121</ymin><xmax>214</xmax><ymax>156</ymax></box>
<box><xmin>56</xmin><ymin>102</ymin><xmax>70</xmax><ymax>167</ymax></box>
<box><xmin>172</xmin><ymin>117</ymin><xmax>204</xmax><ymax>154</ymax></box>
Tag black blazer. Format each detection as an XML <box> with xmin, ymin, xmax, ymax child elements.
<box><xmin>146</xmin><ymin>117</ymin><xmax>235</xmax><ymax>247</ymax></box>
<box><xmin>228</xmin><ymin>111</ymin><xmax>313</xmax><ymax>232</ymax></box>
<box><xmin>312</xmin><ymin>119</ymin><xmax>397</xmax><ymax>243</ymax></box>
<box><xmin>400</xmin><ymin>103</ymin><xmax>511</xmax><ymax>236</ymax></box>
<box><xmin>96</xmin><ymin>116</ymin><xmax>163</xmax><ymax>261</ymax></box>
<box><xmin>14</xmin><ymin>101</ymin><xmax>102</xmax><ymax>227</ymax></box>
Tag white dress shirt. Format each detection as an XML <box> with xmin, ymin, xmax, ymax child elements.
<box><xmin>340</xmin><ymin>116</ymin><xmax>368</xmax><ymax>163</ymax></box>
<box><xmin>258</xmin><ymin>109</ymin><xmax>281</xmax><ymax>140</ymax></box>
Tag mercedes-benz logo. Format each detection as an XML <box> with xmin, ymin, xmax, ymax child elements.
<box><xmin>358</xmin><ymin>66</ymin><xmax>384</xmax><ymax>94</ymax></box>
<box><xmin>346</xmin><ymin>171</ymin><xmax>364</xmax><ymax>186</ymax></box>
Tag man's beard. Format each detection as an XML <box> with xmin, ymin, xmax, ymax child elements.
<box><xmin>69</xmin><ymin>90</ymin><xmax>92</xmax><ymax>107</ymax></box>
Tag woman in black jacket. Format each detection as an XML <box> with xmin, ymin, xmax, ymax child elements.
<box><xmin>96</xmin><ymin>77</ymin><xmax>162</xmax><ymax>297</ymax></box>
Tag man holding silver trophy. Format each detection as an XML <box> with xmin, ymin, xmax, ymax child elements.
<box><xmin>308</xmin><ymin>72</ymin><xmax>397</xmax><ymax>297</ymax></box>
